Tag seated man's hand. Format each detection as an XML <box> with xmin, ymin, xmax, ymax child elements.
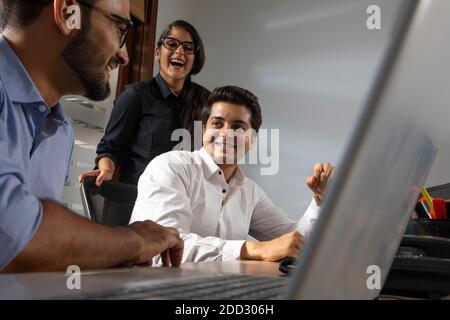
<box><xmin>128</xmin><ymin>220</ymin><xmax>184</xmax><ymax>267</ymax></box>
<box><xmin>306</xmin><ymin>162</ymin><xmax>335</xmax><ymax>206</ymax></box>
<box><xmin>241</xmin><ymin>231</ymin><xmax>305</xmax><ymax>262</ymax></box>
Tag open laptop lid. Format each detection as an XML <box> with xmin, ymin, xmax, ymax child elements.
<box><xmin>287</xmin><ymin>0</ymin><xmax>449</xmax><ymax>299</ymax></box>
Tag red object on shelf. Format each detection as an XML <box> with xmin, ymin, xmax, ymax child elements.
<box><xmin>418</xmin><ymin>197</ymin><xmax>447</xmax><ymax>219</ymax></box>
<box><xmin>433</xmin><ymin>198</ymin><xmax>447</xmax><ymax>219</ymax></box>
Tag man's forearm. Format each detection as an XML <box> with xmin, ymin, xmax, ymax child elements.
<box><xmin>2</xmin><ymin>200</ymin><xmax>140</xmax><ymax>273</ymax></box>
<box><xmin>240</xmin><ymin>241</ymin><xmax>263</xmax><ymax>261</ymax></box>
<box><xmin>241</xmin><ymin>230</ymin><xmax>304</xmax><ymax>262</ymax></box>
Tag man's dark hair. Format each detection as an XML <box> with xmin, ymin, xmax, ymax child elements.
<box><xmin>201</xmin><ymin>86</ymin><xmax>262</xmax><ymax>132</ymax></box>
<box><xmin>0</xmin><ymin>0</ymin><xmax>53</xmax><ymax>30</ymax></box>
<box><xmin>0</xmin><ymin>0</ymin><xmax>94</xmax><ymax>30</ymax></box>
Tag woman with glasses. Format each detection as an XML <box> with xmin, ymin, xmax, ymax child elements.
<box><xmin>79</xmin><ymin>20</ymin><xmax>210</xmax><ymax>186</ymax></box>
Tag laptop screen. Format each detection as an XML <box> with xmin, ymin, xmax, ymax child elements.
<box><xmin>287</xmin><ymin>0</ymin><xmax>449</xmax><ymax>299</ymax></box>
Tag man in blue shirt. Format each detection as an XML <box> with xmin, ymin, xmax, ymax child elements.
<box><xmin>0</xmin><ymin>0</ymin><xmax>183</xmax><ymax>272</ymax></box>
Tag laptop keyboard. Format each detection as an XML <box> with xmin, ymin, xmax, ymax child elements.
<box><xmin>67</xmin><ymin>274</ymin><xmax>288</xmax><ymax>300</ymax></box>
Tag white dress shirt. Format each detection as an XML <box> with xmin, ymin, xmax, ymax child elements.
<box><xmin>130</xmin><ymin>148</ymin><xmax>320</xmax><ymax>263</ymax></box>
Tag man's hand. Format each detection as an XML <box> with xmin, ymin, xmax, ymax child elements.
<box><xmin>128</xmin><ymin>220</ymin><xmax>184</xmax><ymax>267</ymax></box>
<box><xmin>306</xmin><ymin>162</ymin><xmax>335</xmax><ymax>206</ymax></box>
<box><xmin>241</xmin><ymin>231</ymin><xmax>305</xmax><ymax>262</ymax></box>
<box><xmin>2</xmin><ymin>202</ymin><xmax>183</xmax><ymax>273</ymax></box>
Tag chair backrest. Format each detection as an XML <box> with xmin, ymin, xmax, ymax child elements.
<box><xmin>80</xmin><ymin>176</ymin><xmax>138</xmax><ymax>226</ymax></box>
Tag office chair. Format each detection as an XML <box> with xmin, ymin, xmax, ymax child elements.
<box><xmin>80</xmin><ymin>176</ymin><xmax>137</xmax><ymax>226</ymax></box>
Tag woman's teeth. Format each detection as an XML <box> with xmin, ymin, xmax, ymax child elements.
<box><xmin>170</xmin><ymin>59</ymin><xmax>185</xmax><ymax>67</ymax></box>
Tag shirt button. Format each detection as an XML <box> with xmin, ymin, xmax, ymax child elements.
<box><xmin>39</xmin><ymin>105</ymin><xmax>47</xmax><ymax>112</ymax></box>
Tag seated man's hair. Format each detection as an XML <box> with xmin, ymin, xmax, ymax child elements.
<box><xmin>201</xmin><ymin>86</ymin><xmax>263</xmax><ymax>132</ymax></box>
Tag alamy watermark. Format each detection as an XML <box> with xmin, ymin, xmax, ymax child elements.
<box><xmin>66</xmin><ymin>5</ymin><xmax>383</xmax><ymax>32</ymax></box>
<box><xmin>366</xmin><ymin>265</ymin><xmax>381</xmax><ymax>290</ymax></box>
<box><xmin>366</xmin><ymin>5</ymin><xmax>382</xmax><ymax>30</ymax></box>
<box><xmin>66</xmin><ymin>265</ymin><xmax>81</xmax><ymax>290</ymax></box>
<box><xmin>62</xmin><ymin>5</ymin><xmax>381</xmax><ymax>176</ymax></box>
<box><xmin>66</xmin><ymin>5</ymin><xmax>82</xmax><ymax>30</ymax></box>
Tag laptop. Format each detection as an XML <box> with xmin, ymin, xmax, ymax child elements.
<box><xmin>2</xmin><ymin>0</ymin><xmax>447</xmax><ymax>300</ymax></box>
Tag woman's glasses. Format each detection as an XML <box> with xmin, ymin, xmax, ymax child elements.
<box><xmin>162</xmin><ymin>37</ymin><xmax>197</xmax><ymax>54</ymax></box>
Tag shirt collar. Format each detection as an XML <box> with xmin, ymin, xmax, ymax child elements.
<box><xmin>0</xmin><ymin>35</ymin><xmax>47</xmax><ymax>104</ymax></box>
<box><xmin>198</xmin><ymin>147</ymin><xmax>246</xmax><ymax>185</ymax></box>
<box><xmin>50</xmin><ymin>103</ymin><xmax>69</xmax><ymax>124</ymax></box>
<box><xmin>232</xmin><ymin>166</ymin><xmax>246</xmax><ymax>186</ymax></box>
<box><xmin>156</xmin><ymin>72</ymin><xmax>189</xmax><ymax>99</ymax></box>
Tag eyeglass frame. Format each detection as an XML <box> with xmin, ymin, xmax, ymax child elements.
<box><xmin>161</xmin><ymin>36</ymin><xmax>198</xmax><ymax>54</ymax></box>
<box><xmin>76</xmin><ymin>0</ymin><xmax>133</xmax><ymax>48</ymax></box>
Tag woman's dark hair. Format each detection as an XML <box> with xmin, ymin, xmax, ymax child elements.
<box><xmin>157</xmin><ymin>20</ymin><xmax>206</xmax><ymax>76</ymax></box>
<box><xmin>180</xmin><ymin>81</ymin><xmax>210</xmax><ymax>139</ymax></box>
<box><xmin>157</xmin><ymin>20</ymin><xmax>208</xmax><ymax>143</ymax></box>
<box><xmin>201</xmin><ymin>86</ymin><xmax>262</xmax><ymax>132</ymax></box>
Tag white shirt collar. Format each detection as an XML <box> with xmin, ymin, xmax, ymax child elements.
<box><xmin>198</xmin><ymin>147</ymin><xmax>246</xmax><ymax>186</ymax></box>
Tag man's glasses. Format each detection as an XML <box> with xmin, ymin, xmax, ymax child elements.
<box><xmin>162</xmin><ymin>37</ymin><xmax>197</xmax><ymax>54</ymax></box>
<box><xmin>77</xmin><ymin>0</ymin><xmax>133</xmax><ymax>48</ymax></box>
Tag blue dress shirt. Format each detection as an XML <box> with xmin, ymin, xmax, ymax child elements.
<box><xmin>0</xmin><ymin>35</ymin><xmax>74</xmax><ymax>270</ymax></box>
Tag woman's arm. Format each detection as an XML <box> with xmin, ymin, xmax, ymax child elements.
<box><xmin>80</xmin><ymin>86</ymin><xmax>142</xmax><ymax>185</ymax></box>
<box><xmin>78</xmin><ymin>157</ymin><xmax>115</xmax><ymax>186</ymax></box>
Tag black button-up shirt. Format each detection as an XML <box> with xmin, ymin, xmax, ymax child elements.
<box><xmin>96</xmin><ymin>73</ymin><xmax>210</xmax><ymax>185</ymax></box>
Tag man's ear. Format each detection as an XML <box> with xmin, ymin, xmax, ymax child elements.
<box><xmin>53</xmin><ymin>0</ymin><xmax>80</xmax><ymax>36</ymax></box>
<box><xmin>155</xmin><ymin>48</ymin><xmax>161</xmax><ymax>61</ymax></box>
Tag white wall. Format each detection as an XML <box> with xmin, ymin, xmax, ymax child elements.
<box><xmin>156</xmin><ymin>0</ymin><xmax>404</xmax><ymax>218</ymax></box>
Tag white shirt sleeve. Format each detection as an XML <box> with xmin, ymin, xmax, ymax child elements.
<box><xmin>130</xmin><ymin>154</ymin><xmax>245</xmax><ymax>263</ymax></box>
<box><xmin>249</xmin><ymin>184</ymin><xmax>321</xmax><ymax>240</ymax></box>
<box><xmin>296</xmin><ymin>199</ymin><xmax>321</xmax><ymax>238</ymax></box>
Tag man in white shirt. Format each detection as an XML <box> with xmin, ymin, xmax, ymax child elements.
<box><xmin>130</xmin><ymin>86</ymin><xmax>333</xmax><ymax>263</ymax></box>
